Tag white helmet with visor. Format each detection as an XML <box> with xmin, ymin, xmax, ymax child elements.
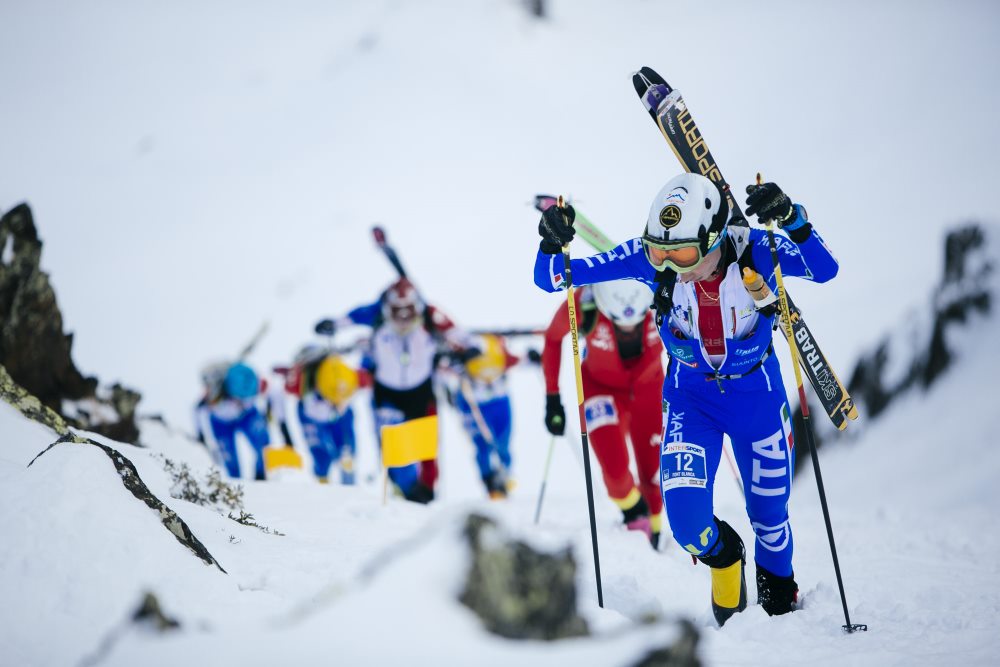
<box><xmin>642</xmin><ymin>173</ymin><xmax>730</xmax><ymax>273</ymax></box>
<box><xmin>592</xmin><ymin>280</ymin><xmax>652</xmax><ymax>328</ymax></box>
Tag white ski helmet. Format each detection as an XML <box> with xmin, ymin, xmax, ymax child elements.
<box><xmin>643</xmin><ymin>172</ymin><xmax>730</xmax><ymax>273</ymax></box>
<box><xmin>592</xmin><ymin>280</ymin><xmax>653</xmax><ymax>328</ymax></box>
<box><xmin>381</xmin><ymin>278</ymin><xmax>425</xmax><ymax>332</ymax></box>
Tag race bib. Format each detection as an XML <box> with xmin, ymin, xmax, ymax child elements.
<box><xmin>661</xmin><ymin>442</ymin><xmax>708</xmax><ymax>492</ymax></box>
<box><xmin>583</xmin><ymin>395</ymin><xmax>618</xmax><ymax>431</ymax></box>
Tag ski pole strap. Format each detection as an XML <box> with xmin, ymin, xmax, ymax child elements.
<box><xmin>696</xmin><ymin>343</ymin><xmax>773</xmax><ymax>381</ymax></box>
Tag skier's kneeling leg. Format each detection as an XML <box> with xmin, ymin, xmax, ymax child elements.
<box><xmin>375</xmin><ymin>406</ymin><xmax>432</xmax><ymax>503</ymax></box>
<box><xmin>209</xmin><ymin>416</ymin><xmax>241</xmax><ymax>478</ymax></box>
<box><xmin>388</xmin><ymin>463</ymin><xmax>430</xmax><ymax>502</ymax></box>
<box><xmin>332</xmin><ymin>409</ymin><xmax>357</xmax><ymax>485</ymax></box>
<box><xmin>659</xmin><ymin>438</ymin><xmax>715</xmax><ymax>553</ymax></box>
<box><xmin>243</xmin><ymin>408</ymin><xmax>270</xmax><ymax>481</ymax></box>
<box><xmin>583</xmin><ymin>394</ymin><xmax>633</xmax><ymax>497</ymax></box>
<box><xmin>301</xmin><ymin>422</ymin><xmax>333</xmax><ymax>478</ymax></box>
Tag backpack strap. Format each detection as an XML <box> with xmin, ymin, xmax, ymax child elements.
<box><xmin>728</xmin><ymin>217</ymin><xmax>754</xmax><ymax>274</ymax></box>
<box><xmin>577</xmin><ymin>285</ymin><xmax>600</xmax><ymax>336</ymax></box>
<box><xmin>652</xmin><ymin>268</ymin><xmax>678</xmax><ymax>328</ymax></box>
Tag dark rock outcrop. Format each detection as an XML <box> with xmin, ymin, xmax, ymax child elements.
<box><xmin>132</xmin><ymin>591</ymin><xmax>181</xmax><ymax>631</ymax></box>
<box><xmin>80</xmin><ymin>591</ymin><xmax>181</xmax><ymax>666</ymax></box>
<box><xmin>0</xmin><ymin>203</ymin><xmax>141</xmax><ymax>443</ymax></box>
<box><xmin>630</xmin><ymin>619</ymin><xmax>701</xmax><ymax>667</ymax></box>
<box><xmin>459</xmin><ymin>513</ymin><xmax>588</xmax><ymax>640</ymax></box>
<box><xmin>846</xmin><ymin>224</ymin><xmax>991</xmax><ymax>413</ymax></box>
<box><xmin>0</xmin><ymin>362</ymin><xmax>73</xmax><ymax>435</ymax></box>
<box><xmin>792</xmin><ymin>223</ymin><xmax>993</xmax><ymax>470</ymax></box>
<box><xmin>5</xmin><ymin>360</ymin><xmax>225</xmax><ymax>573</ymax></box>
<box><xmin>28</xmin><ymin>433</ymin><xmax>226</xmax><ymax>573</ymax></box>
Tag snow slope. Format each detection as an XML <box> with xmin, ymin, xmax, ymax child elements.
<box><xmin>2</xmin><ymin>267</ymin><xmax>999</xmax><ymax>665</ymax></box>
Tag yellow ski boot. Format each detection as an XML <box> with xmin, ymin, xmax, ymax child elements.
<box><xmin>697</xmin><ymin>519</ymin><xmax>747</xmax><ymax>627</ymax></box>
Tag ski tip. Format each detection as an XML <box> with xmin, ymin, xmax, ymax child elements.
<box><xmin>372</xmin><ymin>226</ymin><xmax>386</xmax><ymax>244</ymax></box>
<box><xmin>632</xmin><ymin>66</ymin><xmax>674</xmax><ymax>119</ymax></box>
<box><xmin>533</xmin><ymin>194</ymin><xmax>559</xmax><ymax>213</ymax></box>
<box><xmin>632</xmin><ymin>66</ymin><xmax>669</xmax><ymax>88</ymax></box>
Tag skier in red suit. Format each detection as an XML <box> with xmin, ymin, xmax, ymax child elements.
<box><xmin>542</xmin><ymin>280</ymin><xmax>665</xmax><ymax>547</ymax></box>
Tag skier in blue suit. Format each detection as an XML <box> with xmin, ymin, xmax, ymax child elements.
<box><xmin>196</xmin><ymin>361</ymin><xmax>270</xmax><ymax>481</ymax></box>
<box><xmin>532</xmin><ymin>173</ymin><xmax>838</xmax><ymax>625</ymax></box>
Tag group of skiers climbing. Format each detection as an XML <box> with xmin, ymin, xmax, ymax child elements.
<box><xmin>194</xmin><ymin>275</ymin><xmax>518</xmax><ymax>503</ymax></box>
<box><xmin>195</xmin><ymin>167</ymin><xmax>838</xmax><ymax>627</ymax></box>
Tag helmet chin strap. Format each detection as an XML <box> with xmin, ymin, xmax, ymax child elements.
<box><xmin>711</xmin><ymin>234</ymin><xmax>736</xmax><ymax>275</ymax></box>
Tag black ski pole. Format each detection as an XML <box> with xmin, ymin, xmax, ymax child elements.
<box><xmin>755</xmin><ymin>173</ymin><xmax>866</xmax><ymax>633</ymax></box>
<box><xmin>556</xmin><ymin>195</ymin><xmax>604</xmax><ymax>608</ymax></box>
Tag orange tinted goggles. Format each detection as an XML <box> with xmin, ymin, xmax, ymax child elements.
<box><xmin>642</xmin><ymin>240</ymin><xmax>705</xmax><ymax>273</ymax></box>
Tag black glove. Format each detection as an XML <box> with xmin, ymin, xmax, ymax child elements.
<box><xmin>651</xmin><ymin>283</ymin><xmax>673</xmax><ymax>328</ymax></box>
<box><xmin>538</xmin><ymin>203</ymin><xmax>576</xmax><ymax>254</ymax></box>
<box><xmin>455</xmin><ymin>346</ymin><xmax>482</xmax><ymax>364</ymax></box>
<box><xmin>525</xmin><ymin>348</ymin><xmax>542</xmax><ymax>364</ymax></box>
<box><xmin>745</xmin><ymin>182</ymin><xmax>795</xmax><ymax>226</ymax></box>
<box><xmin>314</xmin><ymin>318</ymin><xmax>337</xmax><ymax>336</ymax></box>
<box><xmin>544</xmin><ymin>393</ymin><xmax>566</xmax><ymax>436</ymax></box>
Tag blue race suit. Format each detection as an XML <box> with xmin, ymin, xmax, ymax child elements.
<box><xmin>297</xmin><ymin>391</ymin><xmax>357</xmax><ymax>484</ymax></box>
<box><xmin>533</xmin><ymin>220</ymin><xmax>838</xmax><ymax>577</ymax></box>
<box><xmin>205</xmin><ymin>400</ymin><xmax>270</xmax><ymax>480</ymax></box>
<box><xmin>455</xmin><ymin>381</ymin><xmax>513</xmax><ymax>484</ymax></box>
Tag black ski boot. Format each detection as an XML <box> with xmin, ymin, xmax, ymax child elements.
<box><xmin>483</xmin><ymin>470</ymin><xmax>508</xmax><ymax>499</ymax></box>
<box><xmin>697</xmin><ymin>519</ymin><xmax>747</xmax><ymax>626</ymax></box>
<box><xmin>403</xmin><ymin>481</ymin><xmax>434</xmax><ymax>504</ymax></box>
<box><xmin>756</xmin><ymin>565</ymin><xmax>798</xmax><ymax>616</ymax></box>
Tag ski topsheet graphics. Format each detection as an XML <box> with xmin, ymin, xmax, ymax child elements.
<box><xmin>372</xmin><ymin>225</ymin><xmax>408</xmax><ymax>279</ymax></box>
<box><xmin>621</xmin><ymin>67</ymin><xmax>858</xmax><ymax>430</ymax></box>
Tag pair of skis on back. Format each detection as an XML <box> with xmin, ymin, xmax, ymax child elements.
<box><xmin>537</xmin><ymin>67</ymin><xmax>858</xmax><ymax>431</ymax></box>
